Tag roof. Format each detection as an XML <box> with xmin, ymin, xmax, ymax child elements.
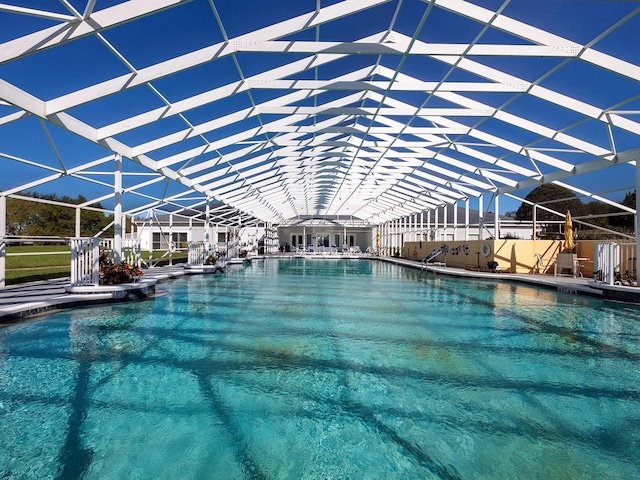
<box><xmin>1</xmin><ymin>0</ymin><xmax>639</xmax><ymax>228</ymax></box>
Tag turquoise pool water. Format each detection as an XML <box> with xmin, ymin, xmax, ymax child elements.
<box><xmin>1</xmin><ymin>259</ymin><xmax>639</xmax><ymax>479</ymax></box>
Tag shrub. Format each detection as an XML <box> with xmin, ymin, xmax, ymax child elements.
<box><xmin>99</xmin><ymin>253</ymin><xmax>144</xmax><ymax>284</ymax></box>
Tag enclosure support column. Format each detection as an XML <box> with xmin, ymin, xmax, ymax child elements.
<box><xmin>494</xmin><ymin>194</ymin><xmax>500</xmax><ymax>240</ymax></box>
<box><xmin>465</xmin><ymin>199</ymin><xmax>470</xmax><ymax>241</ymax></box>
<box><xmin>532</xmin><ymin>204</ymin><xmax>537</xmax><ymax>240</ymax></box>
<box><xmin>409</xmin><ymin>213</ymin><xmax>416</xmax><ymax>242</ymax></box>
<box><xmin>0</xmin><ymin>195</ymin><xmax>5</xmax><ymax>289</ymax></box>
<box><xmin>148</xmin><ymin>217</ymin><xmax>153</xmax><ymax>267</ymax></box>
<box><xmin>205</xmin><ymin>200</ymin><xmax>211</xmax><ymax>252</ymax></box>
<box><xmin>75</xmin><ymin>207</ymin><xmax>81</xmax><ymax>238</ymax></box>
<box><xmin>169</xmin><ymin>213</ymin><xmax>174</xmax><ymax>266</ymax></box>
<box><xmin>636</xmin><ymin>159</ymin><xmax>640</xmax><ymax>281</ymax></box>
<box><xmin>114</xmin><ymin>154</ymin><xmax>123</xmax><ymax>263</ymax></box>
<box><xmin>442</xmin><ymin>206</ymin><xmax>447</xmax><ymax>241</ymax></box>
<box><xmin>453</xmin><ymin>202</ymin><xmax>458</xmax><ymax>241</ymax></box>
<box><xmin>478</xmin><ymin>194</ymin><xmax>484</xmax><ymax>240</ymax></box>
<box><xmin>343</xmin><ymin>224</ymin><xmax>346</xmax><ymax>251</ymax></box>
<box><xmin>412</xmin><ymin>214</ymin><xmax>416</xmax><ymax>241</ymax></box>
<box><xmin>215</xmin><ymin>223</ymin><xmax>219</xmax><ymax>254</ymax></box>
<box><xmin>386</xmin><ymin>221</ymin><xmax>390</xmax><ymax>254</ymax></box>
<box><xmin>394</xmin><ymin>219</ymin><xmax>398</xmax><ymax>253</ymax></box>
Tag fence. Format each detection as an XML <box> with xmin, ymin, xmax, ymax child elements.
<box><xmin>123</xmin><ymin>238</ymin><xmax>142</xmax><ymax>268</ymax></box>
<box><xmin>70</xmin><ymin>237</ymin><xmax>100</xmax><ymax>286</ymax></box>
<box><xmin>188</xmin><ymin>241</ymin><xmax>207</xmax><ymax>266</ymax></box>
<box><xmin>593</xmin><ymin>242</ymin><xmax>637</xmax><ymax>286</ymax></box>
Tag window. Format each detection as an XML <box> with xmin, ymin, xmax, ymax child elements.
<box><xmin>173</xmin><ymin>232</ymin><xmax>187</xmax><ymax>250</ymax></box>
<box><xmin>153</xmin><ymin>232</ymin><xmax>187</xmax><ymax>250</ymax></box>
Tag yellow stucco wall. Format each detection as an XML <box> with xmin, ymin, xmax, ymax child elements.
<box><xmin>402</xmin><ymin>239</ymin><xmax>598</xmax><ymax>275</ymax></box>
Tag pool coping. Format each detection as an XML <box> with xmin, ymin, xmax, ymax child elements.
<box><xmin>2</xmin><ymin>255</ymin><xmax>638</xmax><ymax>325</ymax></box>
<box><xmin>0</xmin><ymin>266</ymin><xmax>188</xmax><ymax>325</ymax></box>
<box><xmin>376</xmin><ymin>256</ymin><xmax>625</xmax><ymax>301</ymax></box>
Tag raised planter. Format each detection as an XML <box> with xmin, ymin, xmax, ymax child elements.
<box><xmin>183</xmin><ymin>262</ymin><xmax>227</xmax><ymax>274</ymax></box>
<box><xmin>589</xmin><ymin>281</ymin><xmax>640</xmax><ymax>303</ymax></box>
<box><xmin>64</xmin><ymin>278</ymin><xmax>157</xmax><ymax>301</ymax></box>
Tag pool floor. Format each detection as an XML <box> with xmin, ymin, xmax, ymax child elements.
<box><xmin>1</xmin><ymin>259</ymin><xmax>639</xmax><ymax>479</ymax></box>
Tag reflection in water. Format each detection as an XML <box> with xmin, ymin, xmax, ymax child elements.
<box><xmin>0</xmin><ymin>259</ymin><xmax>639</xmax><ymax>480</ymax></box>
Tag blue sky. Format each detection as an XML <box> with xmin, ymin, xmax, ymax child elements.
<box><xmin>0</xmin><ymin>0</ymin><xmax>639</xmax><ymax>219</ymax></box>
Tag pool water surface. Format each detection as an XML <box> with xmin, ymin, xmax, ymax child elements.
<box><xmin>0</xmin><ymin>259</ymin><xmax>639</xmax><ymax>479</ymax></box>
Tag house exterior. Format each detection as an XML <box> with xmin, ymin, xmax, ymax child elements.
<box><xmin>127</xmin><ymin>216</ymin><xmax>267</xmax><ymax>255</ymax></box>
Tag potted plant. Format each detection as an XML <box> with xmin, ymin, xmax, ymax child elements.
<box><xmin>204</xmin><ymin>253</ymin><xmax>218</xmax><ymax>265</ymax></box>
<box><xmin>99</xmin><ymin>253</ymin><xmax>145</xmax><ymax>285</ymax></box>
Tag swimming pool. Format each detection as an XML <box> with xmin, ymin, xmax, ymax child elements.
<box><xmin>0</xmin><ymin>258</ymin><xmax>639</xmax><ymax>479</ymax></box>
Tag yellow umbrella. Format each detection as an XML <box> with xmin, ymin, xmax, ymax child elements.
<box><xmin>563</xmin><ymin>210</ymin><xmax>574</xmax><ymax>252</ymax></box>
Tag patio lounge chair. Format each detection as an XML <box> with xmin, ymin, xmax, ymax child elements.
<box><xmin>554</xmin><ymin>252</ymin><xmax>581</xmax><ymax>277</ymax></box>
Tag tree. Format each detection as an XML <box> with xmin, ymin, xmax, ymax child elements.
<box><xmin>515</xmin><ymin>184</ymin><xmax>584</xmax><ymax>221</ymax></box>
<box><xmin>6</xmin><ymin>191</ymin><xmax>113</xmax><ymax>238</ymax></box>
<box><xmin>608</xmin><ymin>190</ymin><xmax>636</xmax><ymax>231</ymax></box>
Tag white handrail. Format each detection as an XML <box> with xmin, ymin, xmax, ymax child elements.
<box><xmin>187</xmin><ymin>241</ymin><xmax>207</xmax><ymax>265</ymax></box>
<box><xmin>593</xmin><ymin>242</ymin><xmax>637</xmax><ymax>286</ymax></box>
<box><xmin>70</xmin><ymin>237</ymin><xmax>100</xmax><ymax>286</ymax></box>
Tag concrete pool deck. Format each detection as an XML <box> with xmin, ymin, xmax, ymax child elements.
<box><xmin>379</xmin><ymin>256</ymin><xmax>604</xmax><ymax>298</ymax></box>
<box><xmin>0</xmin><ymin>265</ymin><xmax>189</xmax><ymax>324</ymax></box>
<box><xmin>0</xmin><ymin>255</ymin><xmax>636</xmax><ymax>324</ymax></box>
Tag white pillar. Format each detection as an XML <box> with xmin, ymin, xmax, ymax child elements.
<box><xmin>465</xmin><ymin>199</ymin><xmax>470</xmax><ymax>241</ymax></box>
<box><xmin>205</xmin><ymin>200</ymin><xmax>211</xmax><ymax>251</ymax></box>
<box><xmin>148</xmin><ymin>217</ymin><xmax>154</xmax><ymax>267</ymax></box>
<box><xmin>453</xmin><ymin>202</ymin><xmax>458</xmax><ymax>241</ymax></box>
<box><xmin>478</xmin><ymin>194</ymin><xmax>484</xmax><ymax>240</ymax></box>
<box><xmin>442</xmin><ymin>206</ymin><xmax>448</xmax><ymax>241</ymax></box>
<box><xmin>343</xmin><ymin>224</ymin><xmax>346</xmax><ymax>250</ymax></box>
<box><xmin>75</xmin><ymin>207</ymin><xmax>81</xmax><ymax>238</ymax></box>
<box><xmin>494</xmin><ymin>194</ymin><xmax>500</xmax><ymax>240</ymax></box>
<box><xmin>636</xmin><ymin>160</ymin><xmax>640</xmax><ymax>281</ymax></box>
<box><xmin>169</xmin><ymin>213</ymin><xmax>174</xmax><ymax>266</ymax></box>
<box><xmin>114</xmin><ymin>154</ymin><xmax>122</xmax><ymax>263</ymax></box>
<box><xmin>532</xmin><ymin>204</ymin><xmax>537</xmax><ymax>240</ymax></box>
<box><xmin>0</xmin><ymin>195</ymin><xmax>5</xmax><ymax>289</ymax></box>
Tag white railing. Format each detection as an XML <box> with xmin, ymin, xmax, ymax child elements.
<box><xmin>227</xmin><ymin>239</ymin><xmax>239</xmax><ymax>259</ymax></box>
<box><xmin>100</xmin><ymin>238</ymin><xmax>114</xmax><ymax>250</ymax></box>
<box><xmin>594</xmin><ymin>242</ymin><xmax>637</xmax><ymax>286</ymax></box>
<box><xmin>123</xmin><ymin>238</ymin><xmax>142</xmax><ymax>268</ymax></box>
<box><xmin>188</xmin><ymin>241</ymin><xmax>207</xmax><ymax>265</ymax></box>
<box><xmin>70</xmin><ymin>237</ymin><xmax>100</xmax><ymax>286</ymax></box>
